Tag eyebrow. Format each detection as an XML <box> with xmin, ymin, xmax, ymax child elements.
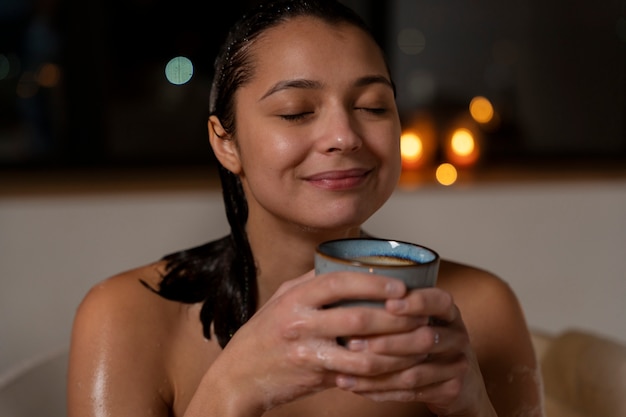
<box><xmin>260</xmin><ymin>79</ymin><xmax>322</xmax><ymax>101</ymax></box>
<box><xmin>354</xmin><ymin>75</ymin><xmax>394</xmax><ymax>92</ymax></box>
<box><xmin>259</xmin><ymin>75</ymin><xmax>394</xmax><ymax>101</ymax></box>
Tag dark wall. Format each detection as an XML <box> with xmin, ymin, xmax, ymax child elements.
<box><xmin>1</xmin><ymin>0</ymin><xmax>624</xmax><ymax>168</ymax></box>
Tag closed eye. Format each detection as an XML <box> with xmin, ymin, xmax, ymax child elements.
<box><xmin>279</xmin><ymin>112</ymin><xmax>313</xmax><ymax>122</ymax></box>
<box><xmin>356</xmin><ymin>107</ymin><xmax>387</xmax><ymax>115</ymax></box>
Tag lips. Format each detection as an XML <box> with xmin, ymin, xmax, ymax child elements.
<box><xmin>304</xmin><ymin>168</ymin><xmax>372</xmax><ymax>190</ymax></box>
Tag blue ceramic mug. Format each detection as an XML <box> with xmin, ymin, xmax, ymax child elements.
<box><xmin>315</xmin><ymin>237</ymin><xmax>440</xmax><ymax>307</ymax></box>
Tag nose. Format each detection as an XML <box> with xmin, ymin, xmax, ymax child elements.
<box><xmin>318</xmin><ymin>110</ymin><xmax>363</xmax><ymax>154</ymax></box>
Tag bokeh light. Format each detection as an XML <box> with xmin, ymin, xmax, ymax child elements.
<box><xmin>37</xmin><ymin>63</ymin><xmax>61</xmax><ymax>88</ymax></box>
<box><xmin>469</xmin><ymin>96</ymin><xmax>494</xmax><ymax>124</ymax></box>
<box><xmin>400</xmin><ymin>112</ymin><xmax>438</xmax><ymax>171</ymax></box>
<box><xmin>435</xmin><ymin>163</ymin><xmax>458</xmax><ymax>186</ymax></box>
<box><xmin>165</xmin><ymin>56</ymin><xmax>194</xmax><ymax>85</ymax></box>
<box><xmin>0</xmin><ymin>53</ymin><xmax>21</xmax><ymax>81</ymax></box>
<box><xmin>400</xmin><ymin>132</ymin><xmax>423</xmax><ymax>169</ymax></box>
<box><xmin>406</xmin><ymin>70</ymin><xmax>436</xmax><ymax>105</ymax></box>
<box><xmin>450</xmin><ymin>128</ymin><xmax>475</xmax><ymax>157</ymax></box>
<box><xmin>445</xmin><ymin>126</ymin><xmax>480</xmax><ymax>167</ymax></box>
<box><xmin>397</xmin><ymin>28</ymin><xmax>426</xmax><ymax>55</ymax></box>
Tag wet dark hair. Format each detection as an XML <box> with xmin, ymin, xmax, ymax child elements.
<box><xmin>149</xmin><ymin>0</ymin><xmax>390</xmax><ymax>348</ymax></box>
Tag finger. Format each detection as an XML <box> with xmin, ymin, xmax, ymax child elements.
<box><xmin>312</xmin><ymin>305</ymin><xmax>426</xmax><ymax>340</ymax></box>
<box><xmin>386</xmin><ymin>287</ymin><xmax>458</xmax><ymax>323</ymax></box>
<box><xmin>354</xmin><ymin>382</ymin><xmax>444</xmax><ymax>403</ymax></box>
<box><xmin>329</xmin><ymin>349</ymin><xmax>422</xmax><ymax>376</ymax></box>
<box><xmin>336</xmin><ymin>352</ymin><xmax>465</xmax><ymax>393</ymax></box>
<box><xmin>347</xmin><ymin>323</ymin><xmax>455</xmax><ymax>356</ymax></box>
<box><xmin>282</xmin><ymin>336</ymin><xmax>415</xmax><ymax>378</ymax></box>
<box><xmin>357</xmin><ymin>376</ymin><xmax>464</xmax><ymax>408</ymax></box>
<box><xmin>356</xmin><ymin>389</ymin><xmax>426</xmax><ymax>402</ymax></box>
<box><xmin>302</xmin><ymin>271</ymin><xmax>407</xmax><ymax>308</ymax></box>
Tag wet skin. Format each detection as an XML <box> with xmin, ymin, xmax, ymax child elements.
<box><xmin>67</xmin><ymin>16</ymin><xmax>544</xmax><ymax>417</ymax></box>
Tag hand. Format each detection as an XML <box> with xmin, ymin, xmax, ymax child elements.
<box><xmin>203</xmin><ymin>270</ymin><xmax>427</xmax><ymax>414</ymax></box>
<box><xmin>334</xmin><ymin>287</ymin><xmax>497</xmax><ymax>417</ymax></box>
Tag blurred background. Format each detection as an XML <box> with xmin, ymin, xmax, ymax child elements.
<box><xmin>1</xmin><ymin>0</ymin><xmax>625</xmax><ymax>179</ymax></box>
<box><xmin>1</xmin><ymin>2</ymin><xmax>626</xmax><ymax>410</ymax></box>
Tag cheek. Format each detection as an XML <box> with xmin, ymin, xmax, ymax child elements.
<box><xmin>271</xmin><ymin>135</ymin><xmax>301</xmax><ymax>157</ymax></box>
<box><xmin>387</xmin><ymin>124</ymin><xmax>402</xmax><ymax>162</ymax></box>
<box><xmin>238</xmin><ymin>131</ymin><xmax>309</xmax><ymax>177</ymax></box>
<box><xmin>374</xmin><ymin>126</ymin><xmax>402</xmax><ymax>186</ymax></box>
<box><xmin>369</xmin><ymin>125</ymin><xmax>401</xmax><ymax>164</ymax></box>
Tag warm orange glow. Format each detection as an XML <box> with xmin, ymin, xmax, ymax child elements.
<box><xmin>450</xmin><ymin>128</ymin><xmax>475</xmax><ymax>157</ymax></box>
<box><xmin>480</xmin><ymin>109</ymin><xmax>501</xmax><ymax>132</ymax></box>
<box><xmin>401</xmin><ymin>133</ymin><xmax>423</xmax><ymax>160</ymax></box>
<box><xmin>446</xmin><ymin>127</ymin><xmax>480</xmax><ymax>167</ymax></box>
<box><xmin>37</xmin><ymin>63</ymin><xmax>61</xmax><ymax>88</ymax></box>
<box><xmin>469</xmin><ymin>96</ymin><xmax>494</xmax><ymax>124</ymax></box>
<box><xmin>399</xmin><ymin>112</ymin><xmax>438</xmax><ymax>171</ymax></box>
<box><xmin>435</xmin><ymin>163</ymin><xmax>457</xmax><ymax>186</ymax></box>
<box><xmin>398</xmin><ymin>169</ymin><xmax>429</xmax><ymax>190</ymax></box>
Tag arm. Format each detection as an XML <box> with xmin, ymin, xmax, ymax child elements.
<box><xmin>182</xmin><ymin>270</ymin><xmax>421</xmax><ymax>417</ymax></box>
<box><xmin>67</xmin><ymin>271</ymin><xmax>173</xmax><ymax>417</ymax></box>
<box><xmin>460</xmin><ymin>270</ymin><xmax>544</xmax><ymax>417</ymax></box>
<box><xmin>69</xmin><ymin>268</ymin><xmax>418</xmax><ymax>417</ymax></box>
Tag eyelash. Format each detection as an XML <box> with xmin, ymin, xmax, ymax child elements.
<box><xmin>279</xmin><ymin>108</ymin><xmax>386</xmax><ymax>121</ymax></box>
<box><xmin>280</xmin><ymin>112</ymin><xmax>312</xmax><ymax>122</ymax></box>
<box><xmin>358</xmin><ymin>107</ymin><xmax>387</xmax><ymax>115</ymax></box>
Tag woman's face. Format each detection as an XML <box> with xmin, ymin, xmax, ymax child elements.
<box><xmin>227</xmin><ymin>17</ymin><xmax>402</xmax><ymax>233</ymax></box>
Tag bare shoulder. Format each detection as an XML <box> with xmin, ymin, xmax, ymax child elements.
<box><xmin>437</xmin><ymin>258</ymin><xmax>518</xmax><ymax>312</ymax></box>
<box><xmin>436</xmin><ymin>259</ymin><xmax>534</xmax><ymax>361</ymax></box>
<box><xmin>437</xmin><ymin>259</ymin><xmax>542</xmax><ymax>415</ymax></box>
<box><xmin>72</xmin><ymin>261</ymin><xmax>177</xmax><ymax>341</ymax></box>
<box><xmin>67</xmin><ymin>262</ymin><xmax>181</xmax><ymax>416</ymax></box>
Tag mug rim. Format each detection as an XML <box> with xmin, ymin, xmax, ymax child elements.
<box><xmin>315</xmin><ymin>237</ymin><xmax>440</xmax><ymax>268</ymax></box>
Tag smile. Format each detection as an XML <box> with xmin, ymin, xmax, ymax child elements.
<box><xmin>304</xmin><ymin>168</ymin><xmax>372</xmax><ymax>190</ymax></box>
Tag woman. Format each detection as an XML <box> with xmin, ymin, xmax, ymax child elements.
<box><xmin>67</xmin><ymin>1</ymin><xmax>544</xmax><ymax>416</ymax></box>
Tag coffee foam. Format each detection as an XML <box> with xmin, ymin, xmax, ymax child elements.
<box><xmin>352</xmin><ymin>255</ymin><xmax>418</xmax><ymax>266</ymax></box>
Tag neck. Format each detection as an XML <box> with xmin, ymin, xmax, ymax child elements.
<box><xmin>245</xmin><ymin>216</ymin><xmax>363</xmax><ymax>305</ymax></box>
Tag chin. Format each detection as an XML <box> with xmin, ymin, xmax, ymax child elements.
<box><xmin>311</xmin><ymin>206</ymin><xmax>377</xmax><ymax>231</ymax></box>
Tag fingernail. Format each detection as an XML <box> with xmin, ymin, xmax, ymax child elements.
<box><xmin>385</xmin><ymin>281</ymin><xmax>404</xmax><ymax>296</ymax></box>
<box><xmin>347</xmin><ymin>338</ymin><xmax>367</xmax><ymax>351</ymax></box>
<box><xmin>336</xmin><ymin>375</ymin><xmax>356</xmax><ymax>389</ymax></box>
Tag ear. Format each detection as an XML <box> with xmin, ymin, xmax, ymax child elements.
<box><xmin>208</xmin><ymin>115</ymin><xmax>242</xmax><ymax>174</ymax></box>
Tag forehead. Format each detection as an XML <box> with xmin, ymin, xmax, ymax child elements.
<box><xmin>245</xmin><ymin>17</ymin><xmax>389</xmax><ymax>88</ymax></box>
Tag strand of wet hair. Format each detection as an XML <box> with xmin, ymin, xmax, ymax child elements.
<box><xmin>211</xmin><ymin>164</ymin><xmax>258</xmax><ymax>346</ymax></box>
